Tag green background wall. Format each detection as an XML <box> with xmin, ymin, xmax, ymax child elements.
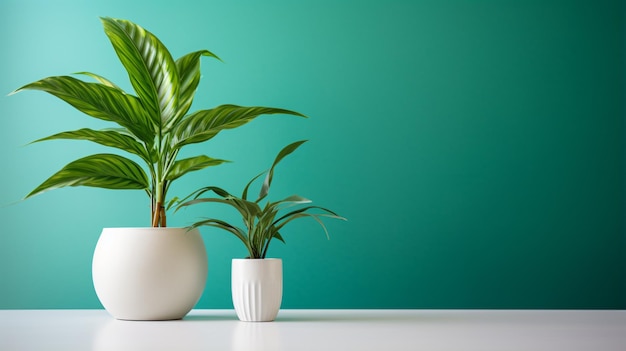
<box><xmin>1</xmin><ymin>0</ymin><xmax>624</xmax><ymax>309</ymax></box>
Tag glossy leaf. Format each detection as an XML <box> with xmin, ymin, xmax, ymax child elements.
<box><xmin>12</xmin><ymin>76</ymin><xmax>153</xmax><ymax>143</ymax></box>
<box><xmin>27</xmin><ymin>154</ymin><xmax>149</xmax><ymax>198</ymax></box>
<box><xmin>74</xmin><ymin>71</ymin><xmax>122</xmax><ymax>90</ymax></box>
<box><xmin>166</xmin><ymin>155</ymin><xmax>228</xmax><ymax>181</ymax></box>
<box><xmin>33</xmin><ymin>128</ymin><xmax>151</xmax><ymax>163</ymax></box>
<box><xmin>172</xmin><ymin>105</ymin><xmax>306</xmax><ymax>148</ymax></box>
<box><xmin>13</xmin><ymin>18</ymin><xmax>305</xmax><ymax>227</ymax></box>
<box><xmin>101</xmin><ymin>17</ymin><xmax>179</xmax><ymax>127</ymax></box>
<box><xmin>172</xmin><ymin>50</ymin><xmax>221</xmax><ymax>128</ymax></box>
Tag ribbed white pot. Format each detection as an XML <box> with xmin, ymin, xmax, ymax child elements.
<box><xmin>232</xmin><ymin>258</ymin><xmax>283</xmax><ymax>322</ymax></box>
<box><xmin>92</xmin><ymin>227</ymin><xmax>207</xmax><ymax>321</ymax></box>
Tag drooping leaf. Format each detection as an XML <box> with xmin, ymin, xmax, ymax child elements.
<box><xmin>101</xmin><ymin>17</ymin><xmax>179</xmax><ymax>128</ymax></box>
<box><xmin>33</xmin><ymin>128</ymin><xmax>151</xmax><ymax>163</ymax></box>
<box><xmin>274</xmin><ymin>212</ymin><xmax>338</xmax><ymax>240</ymax></box>
<box><xmin>258</xmin><ymin>140</ymin><xmax>307</xmax><ymax>202</ymax></box>
<box><xmin>189</xmin><ymin>218</ymin><xmax>248</xmax><ymax>245</ymax></box>
<box><xmin>172</xmin><ymin>105</ymin><xmax>307</xmax><ymax>148</ymax></box>
<box><xmin>26</xmin><ymin>153</ymin><xmax>149</xmax><ymax>198</ymax></box>
<box><xmin>12</xmin><ymin>76</ymin><xmax>153</xmax><ymax>143</ymax></box>
<box><xmin>275</xmin><ymin>195</ymin><xmax>312</xmax><ymax>207</ymax></box>
<box><xmin>274</xmin><ymin>205</ymin><xmax>345</xmax><ymax>226</ymax></box>
<box><xmin>178</xmin><ymin>197</ymin><xmax>257</xmax><ymax>224</ymax></box>
<box><xmin>166</xmin><ymin>155</ymin><xmax>228</xmax><ymax>181</ymax></box>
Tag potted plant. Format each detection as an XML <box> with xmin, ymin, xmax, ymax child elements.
<box><xmin>177</xmin><ymin>140</ymin><xmax>346</xmax><ymax>321</ymax></box>
<box><xmin>11</xmin><ymin>17</ymin><xmax>304</xmax><ymax>320</ymax></box>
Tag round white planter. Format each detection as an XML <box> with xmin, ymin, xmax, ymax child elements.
<box><xmin>92</xmin><ymin>227</ymin><xmax>207</xmax><ymax>321</ymax></box>
<box><xmin>232</xmin><ymin>258</ymin><xmax>283</xmax><ymax>322</ymax></box>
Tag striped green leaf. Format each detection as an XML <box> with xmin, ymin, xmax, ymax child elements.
<box><xmin>26</xmin><ymin>154</ymin><xmax>149</xmax><ymax>198</ymax></box>
<box><xmin>101</xmin><ymin>17</ymin><xmax>179</xmax><ymax>128</ymax></box>
<box><xmin>170</xmin><ymin>50</ymin><xmax>221</xmax><ymax>129</ymax></box>
<box><xmin>172</xmin><ymin>105</ymin><xmax>306</xmax><ymax>148</ymax></box>
<box><xmin>166</xmin><ymin>155</ymin><xmax>228</xmax><ymax>181</ymax></box>
<box><xmin>33</xmin><ymin>128</ymin><xmax>151</xmax><ymax>164</ymax></box>
<box><xmin>74</xmin><ymin>71</ymin><xmax>122</xmax><ymax>90</ymax></box>
<box><xmin>13</xmin><ymin>75</ymin><xmax>154</xmax><ymax>144</ymax></box>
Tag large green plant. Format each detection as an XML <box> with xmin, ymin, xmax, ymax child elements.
<box><xmin>11</xmin><ymin>17</ymin><xmax>304</xmax><ymax>227</ymax></box>
<box><xmin>176</xmin><ymin>141</ymin><xmax>346</xmax><ymax>259</ymax></box>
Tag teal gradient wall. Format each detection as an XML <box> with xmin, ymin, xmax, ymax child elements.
<box><xmin>1</xmin><ymin>0</ymin><xmax>624</xmax><ymax>309</ymax></box>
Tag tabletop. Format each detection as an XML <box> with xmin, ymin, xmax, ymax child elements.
<box><xmin>1</xmin><ymin>309</ymin><xmax>625</xmax><ymax>350</ymax></box>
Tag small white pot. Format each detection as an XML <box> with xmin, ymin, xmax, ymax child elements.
<box><xmin>232</xmin><ymin>258</ymin><xmax>283</xmax><ymax>322</ymax></box>
<box><xmin>92</xmin><ymin>227</ymin><xmax>207</xmax><ymax>320</ymax></box>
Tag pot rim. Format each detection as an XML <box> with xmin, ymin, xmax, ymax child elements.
<box><xmin>232</xmin><ymin>257</ymin><xmax>282</xmax><ymax>261</ymax></box>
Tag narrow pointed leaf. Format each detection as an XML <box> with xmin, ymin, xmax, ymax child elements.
<box><xmin>189</xmin><ymin>219</ymin><xmax>248</xmax><ymax>244</ymax></box>
<box><xmin>274</xmin><ymin>206</ymin><xmax>346</xmax><ymax>225</ymax></box>
<box><xmin>276</xmin><ymin>195</ymin><xmax>312</xmax><ymax>206</ymax></box>
<box><xmin>258</xmin><ymin>140</ymin><xmax>307</xmax><ymax>201</ymax></box>
<box><xmin>101</xmin><ymin>17</ymin><xmax>179</xmax><ymax>127</ymax></box>
<box><xmin>166</xmin><ymin>155</ymin><xmax>228</xmax><ymax>181</ymax></box>
<box><xmin>242</xmin><ymin>171</ymin><xmax>265</xmax><ymax>200</ymax></box>
<box><xmin>33</xmin><ymin>128</ymin><xmax>151</xmax><ymax>163</ymax></box>
<box><xmin>172</xmin><ymin>105</ymin><xmax>306</xmax><ymax>148</ymax></box>
<box><xmin>273</xmin><ymin>213</ymin><xmax>334</xmax><ymax>240</ymax></box>
<box><xmin>26</xmin><ymin>153</ymin><xmax>149</xmax><ymax>198</ymax></box>
<box><xmin>178</xmin><ymin>197</ymin><xmax>255</xmax><ymax>223</ymax></box>
<box><xmin>173</xmin><ymin>186</ymin><xmax>234</xmax><ymax>213</ymax></box>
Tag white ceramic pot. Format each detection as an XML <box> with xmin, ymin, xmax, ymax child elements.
<box><xmin>232</xmin><ymin>258</ymin><xmax>283</xmax><ymax>322</ymax></box>
<box><xmin>92</xmin><ymin>227</ymin><xmax>207</xmax><ymax>321</ymax></box>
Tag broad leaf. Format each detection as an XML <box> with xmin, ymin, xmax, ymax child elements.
<box><xmin>26</xmin><ymin>153</ymin><xmax>149</xmax><ymax>198</ymax></box>
<box><xmin>12</xmin><ymin>76</ymin><xmax>153</xmax><ymax>144</ymax></box>
<box><xmin>33</xmin><ymin>128</ymin><xmax>151</xmax><ymax>163</ymax></box>
<box><xmin>74</xmin><ymin>71</ymin><xmax>122</xmax><ymax>90</ymax></box>
<box><xmin>171</xmin><ymin>50</ymin><xmax>221</xmax><ymax>129</ymax></box>
<box><xmin>166</xmin><ymin>155</ymin><xmax>228</xmax><ymax>181</ymax></box>
<box><xmin>101</xmin><ymin>17</ymin><xmax>179</xmax><ymax>128</ymax></box>
<box><xmin>172</xmin><ymin>105</ymin><xmax>307</xmax><ymax>148</ymax></box>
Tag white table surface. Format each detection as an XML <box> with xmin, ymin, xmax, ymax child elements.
<box><xmin>1</xmin><ymin>309</ymin><xmax>625</xmax><ymax>351</ymax></box>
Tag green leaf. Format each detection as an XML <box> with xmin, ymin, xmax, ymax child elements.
<box><xmin>101</xmin><ymin>17</ymin><xmax>179</xmax><ymax>128</ymax></box>
<box><xmin>172</xmin><ymin>105</ymin><xmax>307</xmax><ymax>148</ymax></box>
<box><xmin>26</xmin><ymin>153</ymin><xmax>149</xmax><ymax>198</ymax></box>
<box><xmin>189</xmin><ymin>218</ymin><xmax>248</xmax><ymax>244</ymax></box>
<box><xmin>242</xmin><ymin>171</ymin><xmax>265</xmax><ymax>200</ymax></box>
<box><xmin>74</xmin><ymin>72</ymin><xmax>122</xmax><ymax>90</ymax></box>
<box><xmin>12</xmin><ymin>76</ymin><xmax>153</xmax><ymax>144</ymax></box>
<box><xmin>276</xmin><ymin>195</ymin><xmax>312</xmax><ymax>207</ymax></box>
<box><xmin>33</xmin><ymin>128</ymin><xmax>151</xmax><ymax>163</ymax></box>
<box><xmin>258</xmin><ymin>140</ymin><xmax>307</xmax><ymax>202</ymax></box>
<box><xmin>166</xmin><ymin>155</ymin><xmax>228</xmax><ymax>181</ymax></box>
<box><xmin>172</xmin><ymin>50</ymin><xmax>221</xmax><ymax>128</ymax></box>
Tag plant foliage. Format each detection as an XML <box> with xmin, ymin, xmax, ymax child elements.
<box><xmin>11</xmin><ymin>17</ymin><xmax>304</xmax><ymax>226</ymax></box>
<box><xmin>176</xmin><ymin>141</ymin><xmax>346</xmax><ymax>259</ymax></box>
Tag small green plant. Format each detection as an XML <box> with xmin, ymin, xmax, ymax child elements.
<box><xmin>176</xmin><ymin>141</ymin><xmax>346</xmax><ymax>259</ymax></box>
<box><xmin>11</xmin><ymin>17</ymin><xmax>304</xmax><ymax>227</ymax></box>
